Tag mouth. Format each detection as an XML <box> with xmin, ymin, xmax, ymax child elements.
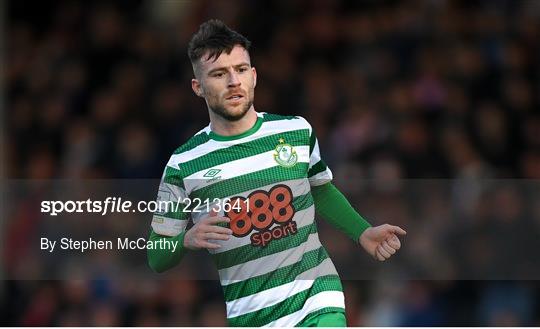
<box><xmin>225</xmin><ymin>93</ymin><xmax>244</xmax><ymax>101</ymax></box>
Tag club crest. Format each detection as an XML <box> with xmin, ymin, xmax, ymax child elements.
<box><xmin>273</xmin><ymin>138</ymin><xmax>298</xmax><ymax>167</ymax></box>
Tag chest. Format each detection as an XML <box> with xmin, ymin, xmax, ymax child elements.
<box><xmin>185</xmin><ymin>136</ymin><xmax>310</xmax><ymax>200</ymax></box>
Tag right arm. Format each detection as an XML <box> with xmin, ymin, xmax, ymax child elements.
<box><xmin>147</xmin><ymin>165</ymin><xmax>232</xmax><ymax>273</ymax></box>
<box><xmin>147</xmin><ymin>229</ymin><xmax>188</xmax><ymax>273</ymax></box>
<box><xmin>148</xmin><ymin>212</ymin><xmax>233</xmax><ymax>273</ymax></box>
<box><xmin>147</xmin><ymin>164</ymin><xmax>190</xmax><ymax>273</ymax></box>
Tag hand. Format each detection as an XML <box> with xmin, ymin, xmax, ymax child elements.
<box><xmin>359</xmin><ymin>224</ymin><xmax>406</xmax><ymax>261</ymax></box>
<box><xmin>184</xmin><ymin>210</ymin><xmax>232</xmax><ymax>250</ymax></box>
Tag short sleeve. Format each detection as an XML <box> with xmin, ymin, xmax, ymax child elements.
<box><xmin>151</xmin><ymin>165</ymin><xmax>189</xmax><ymax>237</ymax></box>
<box><xmin>304</xmin><ymin>120</ymin><xmax>333</xmax><ymax>187</ymax></box>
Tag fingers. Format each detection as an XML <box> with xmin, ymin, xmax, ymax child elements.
<box><xmin>375</xmin><ymin>247</ymin><xmax>386</xmax><ymax>261</ymax></box>
<box><xmin>387</xmin><ymin>235</ymin><xmax>401</xmax><ymax>249</ymax></box>
<box><xmin>369</xmin><ymin>225</ymin><xmax>405</xmax><ymax>261</ymax></box>
<box><xmin>197</xmin><ymin>220</ymin><xmax>233</xmax><ymax>246</ymax></box>
<box><xmin>205</xmin><ymin>232</ymin><xmax>231</xmax><ymax>241</ymax></box>
<box><xmin>375</xmin><ymin>239</ymin><xmax>402</xmax><ymax>262</ymax></box>
<box><xmin>208</xmin><ymin>225</ymin><xmax>233</xmax><ymax>235</ymax></box>
<box><xmin>205</xmin><ymin>216</ymin><xmax>231</xmax><ymax>225</ymax></box>
<box><xmin>200</xmin><ymin>241</ymin><xmax>222</xmax><ymax>249</ymax></box>
<box><xmin>376</xmin><ymin>244</ymin><xmax>391</xmax><ymax>259</ymax></box>
<box><xmin>389</xmin><ymin>225</ymin><xmax>407</xmax><ymax>236</ymax></box>
<box><xmin>185</xmin><ymin>210</ymin><xmax>233</xmax><ymax>250</ymax></box>
<box><xmin>186</xmin><ymin>230</ymin><xmax>230</xmax><ymax>250</ymax></box>
<box><xmin>381</xmin><ymin>240</ymin><xmax>396</xmax><ymax>255</ymax></box>
<box><xmin>184</xmin><ymin>232</ymin><xmax>222</xmax><ymax>250</ymax></box>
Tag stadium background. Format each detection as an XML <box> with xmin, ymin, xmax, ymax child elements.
<box><xmin>3</xmin><ymin>0</ymin><xmax>540</xmax><ymax>326</ymax></box>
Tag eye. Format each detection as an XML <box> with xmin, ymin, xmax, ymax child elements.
<box><xmin>213</xmin><ymin>72</ymin><xmax>224</xmax><ymax>78</ymax></box>
<box><xmin>237</xmin><ymin>67</ymin><xmax>248</xmax><ymax>73</ymax></box>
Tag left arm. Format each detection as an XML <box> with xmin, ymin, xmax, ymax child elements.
<box><xmin>312</xmin><ymin>182</ymin><xmax>406</xmax><ymax>261</ymax></box>
<box><xmin>304</xmin><ymin>117</ymin><xmax>405</xmax><ymax>261</ymax></box>
<box><xmin>311</xmin><ymin>182</ymin><xmax>371</xmax><ymax>241</ymax></box>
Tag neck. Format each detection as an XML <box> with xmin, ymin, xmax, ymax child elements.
<box><xmin>209</xmin><ymin>106</ymin><xmax>258</xmax><ymax>136</ymax></box>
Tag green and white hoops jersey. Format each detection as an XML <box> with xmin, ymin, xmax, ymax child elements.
<box><xmin>151</xmin><ymin>112</ymin><xmax>345</xmax><ymax>327</ymax></box>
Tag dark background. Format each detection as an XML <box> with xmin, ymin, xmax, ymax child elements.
<box><xmin>2</xmin><ymin>0</ymin><xmax>540</xmax><ymax>326</ymax></box>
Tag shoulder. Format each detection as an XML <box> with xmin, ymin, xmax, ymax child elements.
<box><xmin>165</xmin><ymin>126</ymin><xmax>212</xmax><ymax>170</ymax></box>
<box><xmin>261</xmin><ymin>112</ymin><xmax>313</xmax><ymax>133</ymax></box>
<box><xmin>172</xmin><ymin>127</ymin><xmax>212</xmax><ymax>156</ymax></box>
<box><xmin>261</xmin><ymin>112</ymin><xmax>298</xmax><ymax>122</ymax></box>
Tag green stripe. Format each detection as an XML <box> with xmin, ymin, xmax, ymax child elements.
<box><xmin>308</xmin><ymin>160</ymin><xmax>327</xmax><ymax>178</ymax></box>
<box><xmin>179</xmin><ymin>129</ymin><xmax>310</xmax><ymax>178</ymax></box>
<box><xmin>173</xmin><ymin>132</ymin><xmax>211</xmax><ymax>154</ymax></box>
<box><xmin>223</xmin><ymin>246</ymin><xmax>329</xmax><ymax>302</ymax></box>
<box><xmin>228</xmin><ymin>275</ymin><xmax>343</xmax><ymax>327</ymax></box>
<box><xmin>160</xmin><ymin>209</ymin><xmax>188</xmax><ymax>220</ymax></box>
<box><xmin>189</xmin><ymin>163</ymin><xmax>309</xmax><ymax>200</ymax></box>
<box><xmin>215</xmin><ymin>217</ymin><xmax>317</xmax><ymax>270</ymax></box>
<box><xmin>209</xmin><ymin>117</ymin><xmax>263</xmax><ymax>141</ymax></box>
<box><xmin>263</xmin><ymin>113</ymin><xmax>299</xmax><ymax>122</ymax></box>
<box><xmin>163</xmin><ymin>166</ymin><xmax>185</xmax><ymax>188</ymax></box>
<box><xmin>297</xmin><ymin>307</ymin><xmax>347</xmax><ymax>327</ymax></box>
<box><xmin>292</xmin><ymin>193</ymin><xmax>314</xmax><ymax>213</ymax></box>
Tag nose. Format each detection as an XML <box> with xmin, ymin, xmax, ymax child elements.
<box><xmin>228</xmin><ymin>71</ymin><xmax>241</xmax><ymax>87</ymax></box>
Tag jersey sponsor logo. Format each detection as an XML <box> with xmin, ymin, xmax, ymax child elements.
<box><xmin>226</xmin><ymin>184</ymin><xmax>298</xmax><ymax>247</ymax></box>
<box><xmin>273</xmin><ymin>138</ymin><xmax>298</xmax><ymax>168</ymax></box>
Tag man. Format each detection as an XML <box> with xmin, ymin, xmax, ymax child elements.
<box><xmin>148</xmin><ymin>19</ymin><xmax>406</xmax><ymax>327</ymax></box>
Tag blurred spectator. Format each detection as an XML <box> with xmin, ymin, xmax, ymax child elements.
<box><xmin>3</xmin><ymin>0</ymin><xmax>540</xmax><ymax>326</ymax></box>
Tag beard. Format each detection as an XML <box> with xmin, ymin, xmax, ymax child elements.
<box><xmin>209</xmin><ymin>97</ymin><xmax>253</xmax><ymax>122</ymax></box>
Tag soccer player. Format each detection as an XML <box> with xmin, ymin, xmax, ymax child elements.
<box><xmin>147</xmin><ymin>19</ymin><xmax>406</xmax><ymax>327</ymax></box>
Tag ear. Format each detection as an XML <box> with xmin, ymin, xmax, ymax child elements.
<box><xmin>252</xmin><ymin>67</ymin><xmax>257</xmax><ymax>88</ymax></box>
<box><xmin>191</xmin><ymin>78</ymin><xmax>204</xmax><ymax>97</ymax></box>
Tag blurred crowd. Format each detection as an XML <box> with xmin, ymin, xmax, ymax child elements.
<box><xmin>3</xmin><ymin>0</ymin><xmax>540</xmax><ymax>326</ymax></box>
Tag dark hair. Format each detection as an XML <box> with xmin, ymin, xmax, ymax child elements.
<box><xmin>188</xmin><ymin>19</ymin><xmax>251</xmax><ymax>64</ymax></box>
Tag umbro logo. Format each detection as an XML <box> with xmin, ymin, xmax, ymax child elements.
<box><xmin>203</xmin><ymin>168</ymin><xmax>222</xmax><ymax>182</ymax></box>
<box><xmin>203</xmin><ymin>168</ymin><xmax>221</xmax><ymax>178</ymax></box>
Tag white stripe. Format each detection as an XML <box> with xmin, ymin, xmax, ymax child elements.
<box><xmin>307</xmin><ymin>137</ymin><xmax>333</xmax><ymax>185</ymax></box>
<box><xmin>151</xmin><ymin>216</ymin><xmax>188</xmax><ymax>237</ymax></box>
<box><xmin>308</xmin><ymin>168</ymin><xmax>333</xmax><ymax>186</ymax></box>
<box><xmin>183</xmin><ymin>146</ymin><xmax>310</xmax><ymax>193</ymax></box>
<box><xmin>219</xmin><ymin>233</ymin><xmax>321</xmax><ymax>284</ymax></box>
<box><xmin>297</xmin><ymin>116</ymin><xmax>313</xmax><ymax>135</ymax></box>
<box><xmin>168</xmin><ymin>115</ymin><xmax>309</xmax><ymax>167</ymax></box>
<box><xmin>158</xmin><ymin>181</ymin><xmax>188</xmax><ymax>200</ymax></box>
<box><xmin>309</xmin><ymin>139</ymin><xmax>322</xmax><ymax>168</ymax></box>
<box><xmin>184</xmin><ymin>146</ymin><xmax>310</xmax><ymax>182</ymax></box>
<box><xmin>225</xmin><ymin>258</ymin><xmax>338</xmax><ymax>318</ymax></box>
<box><xmin>263</xmin><ymin>291</ymin><xmax>345</xmax><ymax>327</ymax></box>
